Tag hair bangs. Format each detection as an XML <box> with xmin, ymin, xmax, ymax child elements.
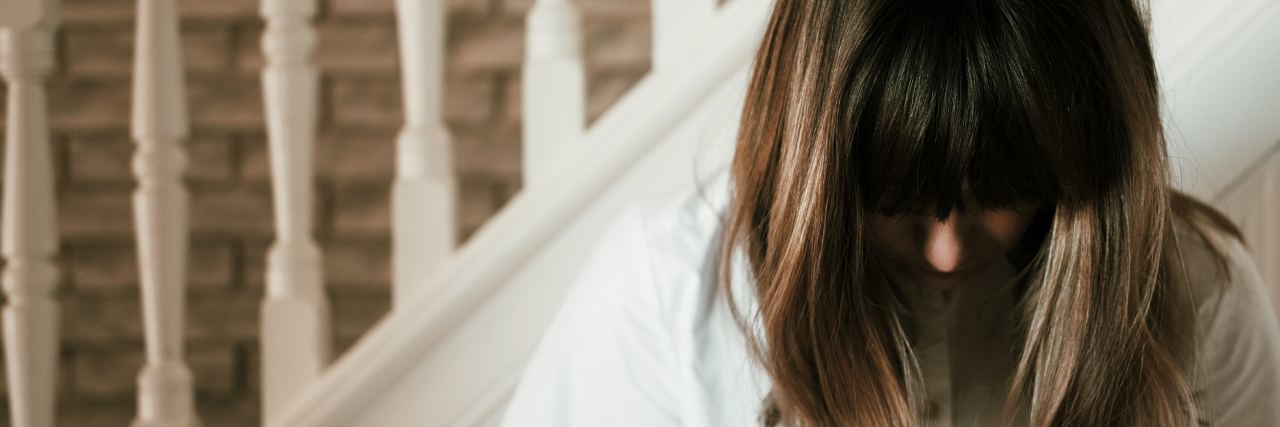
<box><xmin>846</xmin><ymin>1</ymin><xmax>1071</xmax><ymax>220</ymax></box>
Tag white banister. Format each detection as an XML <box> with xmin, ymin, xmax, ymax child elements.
<box><xmin>258</xmin><ymin>0</ymin><xmax>331</xmax><ymax>422</ymax></box>
<box><xmin>522</xmin><ymin>0</ymin><xmax>585</xmax><ymax>189</ymax></box>
<box><xmin>652</xmin><ymin>0</ymin><xmax>717</xmax><ymax>71</ymax></box>
<box><xmin>391</xmin><ymin>0</ymin><xmax>455</xmax><ymax>305</ymax></box>
<box><xmin>0</xmin><ymin>0</ymin><xmax>61</xmax><ymax>425</ymax></box>
<box><xmin>268</xmin><ymin>1</ymin><xmax>776</xmax><ymax>423</ymax></box>
<box><xmin>129</xmin><ymin>0</ymin><xmax>198</xmax><ymax>425</ymax></box>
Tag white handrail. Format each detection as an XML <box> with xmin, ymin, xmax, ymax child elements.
<box><xmin>0</xmin><ymin>0</ymin><xmax>61</xmax><ymax>425</ymax></box>
<box><xmin>258</xmin><ymin>0</ymin><xmax>331</xmax><ymax>422</ymax></box>
<box><xmin>129</xmin><ymin>0</ymin><xmax>198</xmax><ymax>425</ymax></box>
<box><xmin>521</xmin><ymin>0</ymin><xmax>585</xmax><ymax>189</ymax></box>
<box><xmin>268</xmin><ymin>1</ymin><xmax>774</xmax><ymax>424</ymax></box>
<box><xmin>391</xmin><ymin>0</ymin><xmax>455</xmax><ymax>305</ymax></box>
<box><xmin>652</xmin><ymin>0</ymin><xmax>718</xmax><ymax>71</ymax></box>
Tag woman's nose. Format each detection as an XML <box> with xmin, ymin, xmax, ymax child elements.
<box><xmin>920</xmin><ymin>214</ymin><xmax>968</xmax><ymax>273</ymax></box>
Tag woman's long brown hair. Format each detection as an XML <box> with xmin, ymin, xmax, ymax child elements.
<box><xmin>719</xmin><ymin>0</ymin><xmax>1245</xmax><ymax>425</ymax></box>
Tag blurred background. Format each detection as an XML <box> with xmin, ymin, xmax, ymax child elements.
<box><xmin>0</xmin><ymin>0</ymin><xmax>653</xmax><ymax>424</ymax></box>
<box><xmin>1</xmin><ymin>0</ymin><xmax>1277</xmax><ymax>425</ymax></box>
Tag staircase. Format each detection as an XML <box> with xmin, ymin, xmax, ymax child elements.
<box><xmin>1</xmin><ymin>0</ymin><xmax>1277</xmax><ymax>425</ymax></box>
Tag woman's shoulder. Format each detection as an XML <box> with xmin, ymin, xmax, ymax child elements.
<box><xmin>1171</xmin><ymin>205</ymin><xmax>1265</xmax><ymax>312</ymax></box>
<box><xmin>500</xmin><ymin>169</ymin><xmax>738</xmax><ymax>426</ymax></box>
<box><xmin>626</xmin><ymin>166</ymin><xmax>734</xmax><ymax>286</ymax></box>
<box><xmin>1172</xmin><ymin>204</ymin><xmax>1280</xmax><ymax>424</ymax></box>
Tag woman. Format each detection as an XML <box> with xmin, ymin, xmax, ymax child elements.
<box><xmin>501</xmin><ymin>0</ymin><xmax>1280</xmax><ymax>425</ymax></box>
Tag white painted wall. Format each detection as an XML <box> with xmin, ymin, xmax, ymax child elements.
<box><xmin>1155</xmin><ymin>0</ymin><xmax>1280</xmax><ymax>201</ymax></box>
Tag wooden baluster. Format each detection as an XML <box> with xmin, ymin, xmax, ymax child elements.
<box><xmin>0</xmin><ymin>0</ymin><xmax>61</xmax><ymax>425</ymax></box>
<box><xmin>391</xmin><ymin>0</ymin><xmax>456</xmax><ymax>304</ymax></box>
<box><xmin>523</xmin><ymin>0</ymin><xmax>585</xmax><ymax>189</ymax></box>
<box><xmin>129</xmin><ymin>0</ymin><xmax>198</xmax><ymax>425</ymax></box>
<box><xmin>258</xmin><ymin>0</ymin><xmax>331</xmax><ymax>421</ymax></box>
<box><xmin>652</xmin><ymin>0</ymin><xmax>717</xmax><ymax>71</ymax></box>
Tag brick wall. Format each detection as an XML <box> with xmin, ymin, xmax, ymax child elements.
<box><xmin>0</xmin><ymin>0</ymin><xmax>651</xmax><ymax>424</ymax></box>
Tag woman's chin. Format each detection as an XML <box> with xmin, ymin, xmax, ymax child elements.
<box><xmin>913</xmin><ymin>273</ymin><xmax>969</xmax><ymax>290</ymax></box>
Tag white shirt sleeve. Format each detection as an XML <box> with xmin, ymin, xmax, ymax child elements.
<box><xmin>499</xmin><ymin>208</ymin><xmax>683</xmax><ymax>427</ymax></box>
<box><xmin>1195</xmin><ymin>236</ymin><xmax>1280</xmax><ymax>425</ymax></box>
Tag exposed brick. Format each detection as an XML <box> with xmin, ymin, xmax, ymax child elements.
<box><xmin>237</xmin><ymin>342</ymin><xmax>260</xmax><ymax>392</ymax></box>
<box><xmin>331</xmin><ymin>182</ymin><xmax>392</xmax><ymax>236</ymax></box>
<box><xmin>71</xmin><ymin>345</ymin><xmax>237</xmax><ymax>399</ymax></box>
<box><xmin>186</xmin><ymin>26</ymin><xmax>237</xmax><ymax>75</ymax></box>
<box><xmin>446</xmin><ymin>75</ymin><xmax>500</xmax><ymax>124</ymax></box>
<box><xmin>199</xmin><ymin>397</ymin><xmax>260</xmax><ymax>427</ymax></box>
<box><xmin>239</xmin><ymin>19</ymin><xmax>401</xmax><ymax>75</ymax></box>
<box><xmin>177</xmin><ymin>0</ymin><xmax>259</xmax><ymax>22</ymax></box>
<box><xmin>324</xmin><ymin>236</ymin><xmax>392</xmax><ymax>288</ymax></box>
<box><xmin>242</xmin><ymin>128</ymin><xmax>415</xmax><ymax>185</ymax></box>
<box><xmin>66</xmin><ymin>134</ymin><xmax>233</xmax><ymax>185</ymax></box>
<box><xmin>58</xmin><ymin>188</ymin><xmax>135</xmax><ymax>239</ymax></box>
<box><xmin>457</xmin><ymin>176</ymin><xmax>504</xmax><ymax>241</ymax></box>
<box><xmin>67</xmin><ymin>239</ymin><xmax>234</xmax><ymax>291</ymax></box>
<box><xmin>63</xmin><ymin>25</ymin><xmax>232</xmax><ymax>78</ymax></box>
<box><xmin>64</xmin><ymin>240</ymin><xmax>131</xmax><ymax>291</ymax></box>
<box><xmin>239</xmin><ymin>238</ymin><xmax>270</xmax><ymax>291</ymax></box>
<box><xmin>448</xmin><ymin>14</ymin><xmax>523</xmax><ymax>73</ymax></box>
<box><xmin>329</xmin><ymin>0</ymin><xmax>492</xmax><ymax>16</ymax></box>
<box><xmin>237</xmin><ymin>134</ymin><xmax>272</xmax><ymax>183</ymax></box>
<box><xmin>189</xmin><ymin>76</ymin><xmax>266</xmax><ymax>131</ymax></box>
<box><xmin>189</xmin><ymin>186</ymin><xmax>277</xmax><ymax>237</ymax></box>
<box><xmin>330</xmin><ymin>77</ymin><xmax>403</xmax><ymax>128</ymax></box>
<box><xmin>190</xmin><ymin>345</ymin><xmax>240</xmax><ymax>396</ymax></box>
<box><xmin>61</xmin><ymin>294</ymin><xmax>144</xmax><ymax>343</ymax></box>
<box><xmin>65</xmin><ymin>134</ymin><xmax>133</xmax><ymax>184</ymax></box>
<box><xmin>242</xmin><ymin>234</ymin><xmax>360</xmax><ymax>292</ymax></box>
<box><xmin>63</xmin><ymin>0</ymin><xmax>260</xmax><ymax>24</ymax></box>
<box><xmin>502</xmin><ymin>0</ymin><xmax>653</xmax><ymax>17</ymax></box>
<box><xmin>62</xmin><ymin>292</ymin><xmax>261</xmax><ymax>343</ymax></box>
<box><xmin>329</xmin><ymin>74</ymin><xmax>498</xmax><ymax>127</ymax></box>
<box><xmin>453</xmin><ymin>122</ymin><xmax>521</xmax><ymax>181</ymax></box>
<box><xmin>0</xmin><ymin>337</ymin><xmax>5</xmax><ymax>395</ymax></box>
<box><xmin>187</xmin><ymin>137</ymin><xmax>237</xmax><ymax>183</ymax></box>
<box><xmin>72</xmin><ymin>346</ymin><xmax>140</xmax><ymax>398</ymax></box>
<box><xmin>331</xmin><ymin>291</ymin><xmax>390</xmax><ymax>341</ymax></box>
<box><xmin>0</xmin><ymin>84</ymin><xmax>6</xmax><ymax>131</ymax></box>
<box><xmin>497</xmin><ymin>72</ymin><xmax>521</xmax><ymax>122</ymax></box>
<box><xmin>62</xmin><ymin>0</ymin><xmax>136</xmax><ymax>25</ymax></box>
<box><xmin>49</xmin><ymin>79</ymin><xmax>131</xmax><ymax>133</ymax></box>
<box><xmin>584</xmin><ymin>17</ymin><xmax>652</xmax><ymax>70</ymax></box>
<box><xmin>242</xmin><ymin>235</ymin><xmax>394</xmax><ymax>293</ymax></box>
<box><xmin>60</xmin><ymin>401</ymin><xmax>136</xmax><ymax>427</ymax></box>
<box><xmin>327</xmin><ymin>0</ymin><xmax>395</xmax><ymax>17</ymax></box>
<box><xmin>316</xmin><ymin>128</ymin><xmax>397</xmax><ymax>181</ymax></box>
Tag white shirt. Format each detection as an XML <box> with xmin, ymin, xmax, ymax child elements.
<box><xmin>500</xmin><ymin>169</ymin><xmax>1280</xmax><ymax>426</ymax></box>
